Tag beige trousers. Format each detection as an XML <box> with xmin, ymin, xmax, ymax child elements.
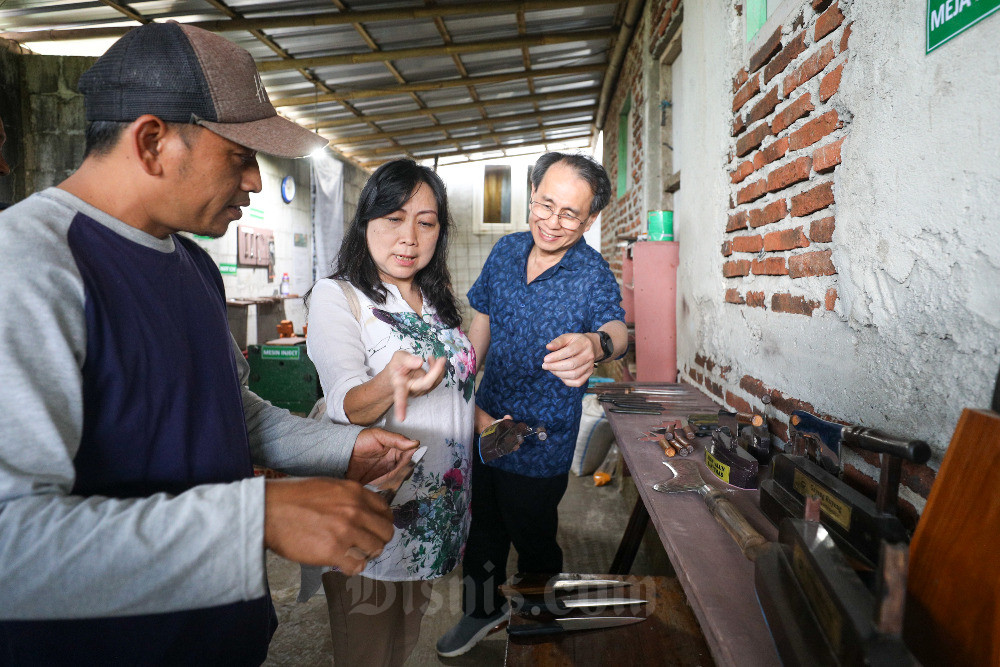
<box><xmin>321</xmin><ymin>571</ymin><xmax>432</xmax><ymax>667</ymax></box>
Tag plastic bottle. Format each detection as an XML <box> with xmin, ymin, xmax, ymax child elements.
<box><xmin>479</xmin><ymin>418</ymin><xmax>547</xmax><ymax>463</ymax></box>
<box><xmin>593</xmin><ymin>443</ymin><xmax>620</xmax><ymax>486</ymax></box>
<box><xmin>280</xmin><ymin>272</ymin><xmax>290</xmax><ymax>296</ymax></box>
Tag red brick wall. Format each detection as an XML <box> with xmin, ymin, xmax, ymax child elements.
<box><xmin>725</xmin><ymin>0</ymin><xmax>850</xmax><ymax>315</ymax></box>
<box><xmin>600</xmin><ymin>8</ymin><xmax>654</xmax><ymax>279</ymax></box>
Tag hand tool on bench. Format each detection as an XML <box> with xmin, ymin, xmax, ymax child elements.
<box><xmin>653</xmin><ymin>461</ymin><xmax>916</xmax><ymax>664</ymax></box>
<box><xmin>507</xmin><ymin>614</ymin><xmax>648</xmax><ymax>637</ymax></box>
<box><xmin>653</xmin><ymin>460</ymin><xmax>771</xmax><ymax>560</ymax></box>
<box><xmin>501</xmin><ymin>573</ymin><xmax>635</xmax><ymax>596</ymax></box>
<box><xmin>705</xmin><ymin>423</ymin><xmax>762</xmax><ymax>489</ymax></box>
<box><xmin>759</xmin><ymin>410</ymin><xmax>930</xmax><ymax>570</ymax></box>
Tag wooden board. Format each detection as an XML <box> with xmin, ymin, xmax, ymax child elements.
<box><xmin>905</xmin><ymin>408</ymin><xmax>1000</xmax><ymax>666</ymax></box>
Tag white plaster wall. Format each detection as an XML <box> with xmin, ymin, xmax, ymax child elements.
<box><xmin>186</xmin><ymin>154</ymin><xmax>314</xmax><ymax>334</ymax></box>
<box><xmin>675</xmin><ymin>0</ymin><xmax>1000</xmax><ymax>494</ymax></box>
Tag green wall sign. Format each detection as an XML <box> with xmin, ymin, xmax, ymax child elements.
<box><xmin>219</xmin><ymin>262</ymin><xmax>237</xmax><ymax>275</ymax></box>
<box><xmin>927</xmin><ymin>0</ymin><xmax>1000</xmax><ymax>52</ymax></box>
<box><xmin>262</xmin><ymin>346</ymin><xmax>300</xmax><ymax>360</ymax></box>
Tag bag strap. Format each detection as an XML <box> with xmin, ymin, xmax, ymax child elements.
<box><xmin>333</xmin><ymin>278</ymin><xmax>362</xmax><ymax>322</ymax></box>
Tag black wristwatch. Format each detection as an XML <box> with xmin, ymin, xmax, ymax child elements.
<box><xmin>594</xmin><ymin>330</ymin><xmax>614</xmax><ymax>363</ymax></box>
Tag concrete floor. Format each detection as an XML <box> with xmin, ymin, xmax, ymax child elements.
<box><xmin>262</xmin><ymin>472</ymin><xmax>712</xmax><ymax>666</ymax></box>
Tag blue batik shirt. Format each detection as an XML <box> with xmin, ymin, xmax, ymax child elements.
<box><xmin>469</xmin><ymin>231</ymin><xmax>625</xmax><ymax>478</ymax></box>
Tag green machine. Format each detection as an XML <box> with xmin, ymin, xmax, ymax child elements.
<box><xmin>247</xmin><ymin>339</ymin><xmax>321</xmax><ymax>414</ymax></box>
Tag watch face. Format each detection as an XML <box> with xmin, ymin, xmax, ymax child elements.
<box><xmin>281</xmin><ymin>175</ymin><xmax>296</xmax><ymax>203</ymax></box>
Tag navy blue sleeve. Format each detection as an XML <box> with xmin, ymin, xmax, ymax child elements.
<box><xmin>467</xmin><ymin>237</ymin><xmax>502</xmax><ymax>316</ymax></box>
<box><xmin>587</xmin><ymin>255</ymin><xmax>625</xmax><ymax>332</ymax></box>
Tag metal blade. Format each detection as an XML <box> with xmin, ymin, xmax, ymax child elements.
<box><xmin>560</xmin><ymin>597</ymin><xmax>647</xmax><ymax>609</ymax></box>
<box><xmin>551</xmin><ymin>579</ymin><xmax>633</xmax><ymax>592</ymax></box>
<box><xmin>555</xmin><ymin>615</ymin><xmax>647</xmax><ymax>630</ymax></box>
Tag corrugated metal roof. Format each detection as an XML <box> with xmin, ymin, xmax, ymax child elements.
<box><xmin>0</xmin><ymin>0</ymin><xmax>630</xmax><ymax>167</ymax></box>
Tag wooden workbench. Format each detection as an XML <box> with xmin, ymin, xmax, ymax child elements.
<box><xmin>603</xmin><ymin>385</ymin><xmax>780</xmax><ymax>666</ymax></box>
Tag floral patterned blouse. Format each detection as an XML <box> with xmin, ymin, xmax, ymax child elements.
<box><xmin>307</xmin><ymin>278</ymin><xmax>475</xmax><ymax>581</ymax></box>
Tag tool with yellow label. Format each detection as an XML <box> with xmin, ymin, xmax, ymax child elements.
<box><xmin>703</xmin><ymin>410</ymin><xmax>769</xmax><ymax>489</ymax></box>
<box><xmin>759</xmin><ymin>410</ymin><xmax>931</xmax><ymax>570</ymax></box>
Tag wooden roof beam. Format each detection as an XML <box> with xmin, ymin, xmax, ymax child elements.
<box><xmin>0</xmin><ymin>0</ymin><xmax>616</xmax><ymax>43</ymax></box>
<box><xmin>347</xmin><ymin>118</ymin><xmax>591</xmax><ymax>157</ymax></box>
<box><xmin>270</xmin><ymin>64</ymin><xmax>604</xmax><ymax>106</ymax></box>
<box><xmin>359</xmin><ymin>131</ymin><xmax>594</xmax><ymax>167</ymax></box>
<box><xmin>311</xmin><ymin>87</ymin><xmax>599</xmax><ymax>129</ymax></box>
<box><xmin>256</xmin><ymin>29</ymin><xmax>612</xmax><ymax>72</ymax></box>
<box><xmin>332</xmin><ymin>104</ymin><xmax>596</xmax><ymax>145</ymax></box>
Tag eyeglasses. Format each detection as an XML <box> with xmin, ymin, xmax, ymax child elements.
<box><xmin>529</xmin><ymin>200</ymin><xmax>585</xmax><ymax>230</ymax></box>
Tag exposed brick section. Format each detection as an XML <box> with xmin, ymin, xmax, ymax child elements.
<box><xmin>768</xmin><ymin>417</ymin><xmax>789</xmax><ymax>443</ymax></box>
<box><xmin>767</xmin><ymin>156</ymin><xmax>812</xmax><ymax>192</ymax></box>
<box><xmin>754</xmin><ymin>137</ymin><xmax>790</xmax><ymax>170</ymax></box>
<box><xmin>725</xmin><ymin>288</ymin><xmax>745</xmax><ymax>304</ymax></box>
<box><xmin>820</xmin><ymin>63</ymin><xmax>843</xmax><ymax>102</ymax></box>
<box><xmin>732</xmin><ymin>234</ymin><xmax>764</xmax><ymax>253</ymax></box>
<box><xmin>731</xmin><ymin>160</ymin><xmax>755</xmax><ymax>184</ymax></box>
<box><xmin>815</xmin><ymin>2</ymin><xmax>845</xmax><ymax>40</ymax></box>
<box><xmin>764</xmin><ymin>32</ymin><xmax>806</xmax><ymax>84</ymax></box>
<box><xmin>732</xmin><ymin>114</ymin><xmax>746</xmax><ymax>137</ymax></box>
<box><xmin>727</xmin><ymin>211</ymin><xmax>749</xmax><ymax>232</ymax></box>
<box><xmin>788</xmin><ymin>249</ymin><xmax>837</xmax><ymax>277</ymax></box>
<box><xmin>747</xmin><ymin>86</ymin><xmax>780</xmax><ymax>125</ymax></box>
<box><xmin>752</xmin><ymin>257</ymin><xmax>789</xmax><ymax>275</ymax></box>
<box><xmin>736</xmin><ymin>121</ymin><xmax>770</xmax><ymax>157</ymax></box>
<box><xmin>694</xmin><ymin>352</ymin><xmax>708</xmax><ymax>368</ymax></box>
<box><xmin>726</xmin><ymin>391</ymin><xmax>754</xmax><ymax>414</ymax></box>
<box><xmin>704</xmin><ymin>377</ymin><xmax>724</xmax><ymax>398</ymax></box>
<box><xmin>737</xmin><ymin>177</ymin><xmax>769</xmax><ymax>204</ymax></box>
<box><xmin>723</xmin><ymin>259</ymin><xmax>751</xmax><ymax>277</ymax></box>
<box><xmin>841</xmin><ymin>23</ymin><xmax>852</xmax><ymax>52</ymax></box>
<box><xmin>746</xmin><ymin>291</ymin><xmax>766</xmax><ymax>308</ymax></box>
<box><xmin>733</xmin><ymin>67</ymin><xmax>749</xmax><ymax>93</ymax></box>
<box><xmin>689</xmin><ymin>368</ymin><xmax>703</xmax><ymax>385</ymax></box>
<box><xmin>809</xmin><ymin>216</ymin><xmax>835</xmax><ymax>242</ymax></box>
<box><xmin>813</xmin><ymin>137</ymin><xmax>844</xmax><ymax>173</ymax></box>
<box><xmin>812</xmin><ymin>0</ymin><xmax>833</xmax><ymax>10</ymax></box>
<box><xmin>783</xmin><ymin>43</ymin><xmax>836</xmax><ymax>96</ymax></box>
<box><xmin>790</xmin><ymin>110</ymin><xmax>841</xmax><ymax>150</ymax></box>
<box><xmin>733</xmin><ymin>74</ymin><xmax>760</xmax><ymax>113</ymax></box>
<box><xmin>763</xmin><ymin>226</ymin><xmax>810</xmax><ymax>252</ymax></box>
<box><xmin>825</xmin><ymin>287</ymin><xmax>838</xmax><ymax>310</ymax></box>
<box><xmin>772</xmin><ymin>292</ymin><xmax>820</xmax><ymax>315</ymax></box>
<box><xmin>791</xmin><ymin>181</ymin><xmax>835</xmax><ymax>216</ymax></box>
<box><xmin>748</xmin><ymin>199</ymin><xmax>788</xmax><ymax>228</ymax></box>
<box><xmin>772</xmin><ymin>93</ymin><xmax>815</xmax><ymax>134</ymax></box>
<box><xmin>739</xmin><ymin>376</ymin><xmax>769</xmax><ymax>401</ymax></box>
<box><xmin>749</xmin><ymin>27</ymin><xmax>783</xmax><ymax>73</ymax></box>
<box><xmin>722</xmin><ymin>240</ymin><xmax>733</xmax><ymax>257</ymax></box>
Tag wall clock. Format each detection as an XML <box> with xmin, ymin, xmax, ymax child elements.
<box><xmin>280</xmin><ymin>175</ymin><xmax>296</xmax><ymax>203</ymax></box>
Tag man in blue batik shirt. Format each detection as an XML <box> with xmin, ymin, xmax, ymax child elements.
<box><xmin>437</xmin><ymin>152</ymin><xmax>627</xmax><ymax>657</ymax></box>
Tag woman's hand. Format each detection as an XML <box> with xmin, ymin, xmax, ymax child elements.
<box><xmin>388</xmin><ymin>350</ymin><xmax>446</xmax><ymax>421</ymax></box>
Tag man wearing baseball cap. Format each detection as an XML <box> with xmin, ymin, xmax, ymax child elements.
<box><xmin>0</xmin><ymin>22</ymin><xmax>414</xmax><ymax>664</ymax></box>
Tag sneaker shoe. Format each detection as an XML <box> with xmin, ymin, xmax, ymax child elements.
<box><xmin>436</xmin><ymin>607</ymin><xmax>511</xmax><ymax>658</ymax></box>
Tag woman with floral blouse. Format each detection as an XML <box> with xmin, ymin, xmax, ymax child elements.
<box><xmin>306</xmin><ymin>159</ymin><xmax>474</xmax><ymax>666</ymax></box>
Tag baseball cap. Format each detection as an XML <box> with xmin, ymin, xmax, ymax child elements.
<box><xmin>78</xmin><ymin>21</ymin><xmax>328</xmax><ymax>159</ymax></box>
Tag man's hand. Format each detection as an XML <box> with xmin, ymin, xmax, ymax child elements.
<box><xmin>346</xmin><ymin>427</ymin><xmax>419</xmax><ymax>484</ymax></box>
<box><xmin>388</xmin><ymin>351</ymin><xmax>446</xmax><ymax>422</ymax></box>
<box><xmin>541</xmin><ymin>332</ymin><xmax>598</xmax><ymax>387</ymax></box>
<box><xmin>264</xmin><ymin>477</ymin><xmax>394</xmax><ymax>575</ymax></box>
